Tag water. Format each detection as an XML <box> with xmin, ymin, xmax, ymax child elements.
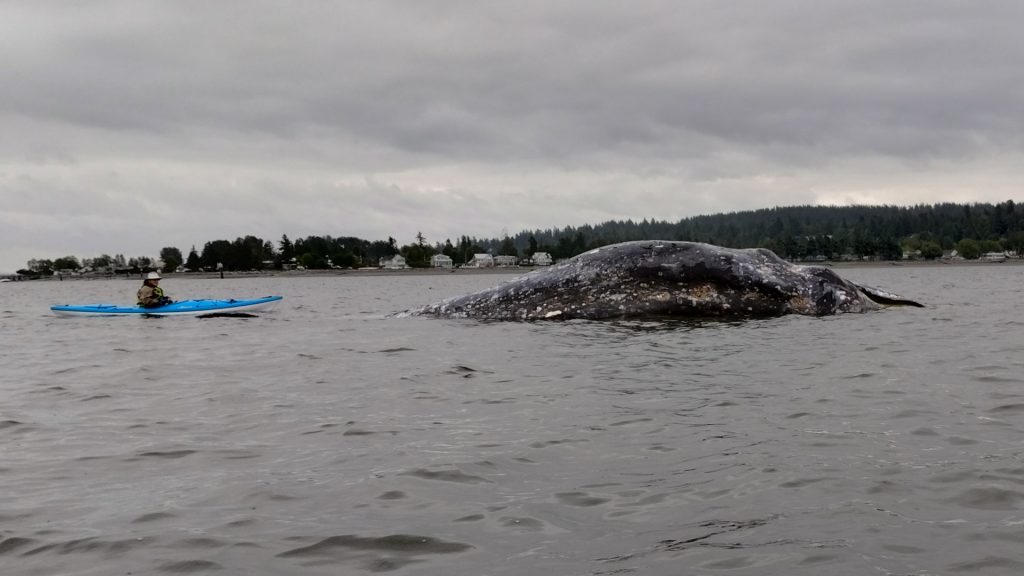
<box><xmin>2</xmin><ymin>266</ymin><xmax>1023</xmax><ymax>575</ymax></box>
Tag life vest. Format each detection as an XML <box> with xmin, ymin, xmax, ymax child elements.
<box><xmin>138</xmin><ymin>283</ymin><xmax>165</xmax><ymax>307</ymax></box>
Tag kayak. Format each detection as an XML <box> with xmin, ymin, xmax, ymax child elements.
<box><xmin>51</xmin><ymin>296</ymin><xmax>283</xmax><ymax>317</ymax></box>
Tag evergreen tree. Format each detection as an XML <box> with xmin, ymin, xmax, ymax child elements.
<box><xmin>185</xmin><ymin>247</ymin><xmax>201</xmax><ymax>271</ymax></box>
<box><xmin>279</xmin><ymin>235</ymin><xmax>295</xmax><ymax>264</ymax></box>
<box><xmin>499</xmin><ymin>235</ymin><xmax>518</xmax><ymax>257</ymax></box>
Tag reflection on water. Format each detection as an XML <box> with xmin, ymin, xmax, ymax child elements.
<box><xmin>2</xmin><ymin>267</ymin><xmax>1024</xmax><ymax>575</ymax></box>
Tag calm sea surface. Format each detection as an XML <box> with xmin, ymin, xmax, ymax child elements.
<box><xmin>2</xmin><ymin>265</ymin><xmax>1023</xmax><ymax>575</ymax></box>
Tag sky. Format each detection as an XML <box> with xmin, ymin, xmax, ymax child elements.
<box><xmin>3</xmin><ymin>1</ymin><xmax>1024</xmax><ymax>273</ymax></box>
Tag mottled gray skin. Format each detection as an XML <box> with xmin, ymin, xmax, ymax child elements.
<box><xmin>412</xmin><ymin>241</ymin><xmax>923</xmax><ymax>320</ymax></box>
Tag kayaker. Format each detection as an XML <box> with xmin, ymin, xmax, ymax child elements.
<box><xmin>137</xmin><ymin>272</ymin><xmax>172</xmax><ymax>308</ymax></box>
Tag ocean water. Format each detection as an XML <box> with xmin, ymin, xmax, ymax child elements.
<box><xmin>2</xmin><ymin>265</ymin><xmax>1023</xmax><ymax>575</ymax></box>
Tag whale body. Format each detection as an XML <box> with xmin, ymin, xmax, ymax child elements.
<box><xmin>411</xmin><ymin>241</ymin><xmax>922</xmax><ymax>320</ymax></box>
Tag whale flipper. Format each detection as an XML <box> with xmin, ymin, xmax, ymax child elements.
<box><xmin>852</xmin><ymin>283</ymin><xmax>925</xmax><ymax>308</ymax></box>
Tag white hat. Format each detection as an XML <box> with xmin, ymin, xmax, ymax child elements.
<box><xmin>146</xmin><ymin>272</ymin><xmax>162</xmax><ymax>280</ymax></box>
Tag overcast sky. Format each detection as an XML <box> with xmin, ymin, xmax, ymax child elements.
<box><xmin>3</xmin><ymin>1</ymin><xmax>1023</xmax><ymax>272</ymax></box>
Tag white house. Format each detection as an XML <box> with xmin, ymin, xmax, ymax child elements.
<box><xmin>467</xmin><ymin>254</ymin><xmax>494</xmax><ymax>268</ymax></box>
<box><xmin>494</xmin><ymin>255</ymin><xmax>518</xmax><ymax>267</ymax></box>
<box><xmin>531</xmin><ymin>252</ymin><xmax>553</xmax><ymax>266</ymax></box>
<box><xmin>431</xmin><ymin>254</ymin><xmax>454</xmax><ymax>268</ymax></box>
<box><xmin>380</xmin><ymin>255</ymin><xmax>407</xmax><ymax>269</ymax></box>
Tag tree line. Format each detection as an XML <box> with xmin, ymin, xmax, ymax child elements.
<box><xmin>18</xmin><ymin>201</ymin><xmax>1024</xmax><ymax>276</ymax></box>
<box><xmin>498</xmin><ymin>201</ymin><xmax>1024</xmax><ymax>262</ymax></box>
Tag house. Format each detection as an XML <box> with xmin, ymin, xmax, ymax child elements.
<box><xmin>531</xmin><ymin>252</ymin><xmax>553</xmax><ymax>266</ymax></box>
<box><xmin>380</xmin><ymin>255</ymin><xmax>407</xmax><ymax>269</ymax></box>
<box><xmin>467</xmin><ymin>254</ymin><xmax>494</xmax><ymax>268</ymax></box>
<box><xmin>431</xmin><ymin>254</ymin><xmax>454</xmax><ymax>268</ymax></box>
<box><xmin>494</xmin><ymin>255</ymin><xmax>518</xmax><ymax>267</ymax></box>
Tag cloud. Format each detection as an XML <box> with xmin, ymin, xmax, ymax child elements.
<box><xmin>2</xmin><ymin>1</ymin><xmax>1024</xmax><ymax>272</ymax></box>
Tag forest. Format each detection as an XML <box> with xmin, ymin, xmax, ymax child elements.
<box><xmin>18</xmin><ymin>201</ymin><xmax>1024</xmax><ymax>276</ymax></box>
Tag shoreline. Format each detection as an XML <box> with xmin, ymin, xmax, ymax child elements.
<box><xmin>6</xmin><ymin>257</ymin><xmax>1023</xmax><ymax>282</ymax></box>
<box><xmin>828</xmin><ymin>259</ymin><xmax>1023</xmax><ymax>269</ymax></box>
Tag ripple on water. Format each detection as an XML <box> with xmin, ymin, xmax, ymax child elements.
<box><xmin>946</xmin><ymin>486</ymin><xmax>1024</xmax><ymax>510</ymax></box>
<box><xmin>498</xmin><ymin>517</ymin><xmax>547</xmax><ymax>531</ymax></box>
<box><xmin>0</xmin><ymin>537</ymin><xmax>38</xmax><ymax>555</ymax></box>
<box><xmin>399</xmin><ymin>468</ymin><xmax>491</xmax><ymax>484</ymax></box>
<box><xmin>555</xmin><ymin>492</ymin><xmax>611</xmax><ymax>507</ymax></box>
<box><xmin>947</xmin><ymin>556</ymin><xmax>1024</xmax><ymax>573</ymax></box>
<box><xmin>132</xmin><ymin>512</ymin><xmax>178</xmax><ymax>523</ymax></box>
<box><xmin>276</xmin><ymin>534</ymin><xmax>472</xmax><ymax>572</ymax></box>
<box><xmin>376</xmin><ymin>491</ymin><xmax>407</xmax><ymax>500</ymax></box>
<box><xmin>132</xmin><ymin>450</ymin><xmax>198</xmax><ymax>460</ymax></box>
<box><xmin>157</xmin><ymin>559</ymin><xmax>224</xmax><ymax>573</ymax></box>
<box><xmin>21</xmin><ymin>536</ymin><xmax>156</xmax><ymax>557</ymax></box>
<box><xmin>987</xmin><ymin>403</ymin><xmax>1024</xmax><ymax>414</ymax></box>
<box><xmin>453</xmin><ymin>514</ymin><xmax>485</xmax><ymax>522</ymax></box>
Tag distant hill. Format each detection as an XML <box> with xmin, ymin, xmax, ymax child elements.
<box><xmin>481</xmin><ymin>201</ymin><xmax>1024</xmax><ymax>261</ymax></box>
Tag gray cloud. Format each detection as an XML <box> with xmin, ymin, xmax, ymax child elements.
<box><xmin>3</xmin><ymin>1</ymin><xmax>1024</xmax><ymax>271</ymax></box>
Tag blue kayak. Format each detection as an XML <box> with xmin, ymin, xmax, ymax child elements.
<box><xmin>51</xmin><ymin>296</ymin><xmax>283</xmax><ymax>317</ymax></box>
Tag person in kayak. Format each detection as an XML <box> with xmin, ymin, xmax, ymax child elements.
<box><xmin>137</xmin><ymin>272</ymin><xmax>172</xmax><ymax>308</ymax></box>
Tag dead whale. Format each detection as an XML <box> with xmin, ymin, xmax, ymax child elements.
<box><xmin>411</xmin><ymin>241</ymin><xmax>923</xmax><ymax>320</ymax></box>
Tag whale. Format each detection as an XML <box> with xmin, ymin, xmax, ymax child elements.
<box><xmin>410</xmin><ymin>241</ymin><xmax>923</xmax><ymax>320</ymax></box>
